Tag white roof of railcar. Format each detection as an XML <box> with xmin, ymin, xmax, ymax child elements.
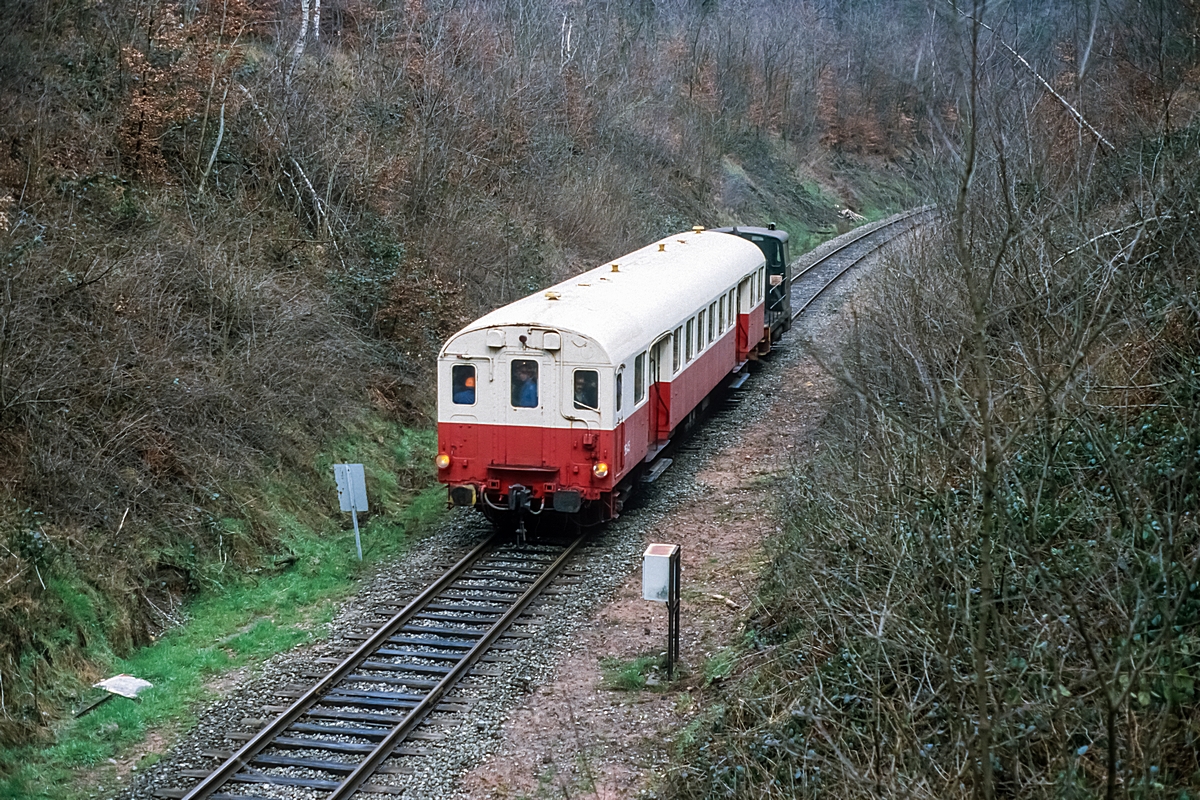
<box><xmin>440</xmin><ymin>230</ymin><xmax>764</xmax><ymax>362</ymax></box>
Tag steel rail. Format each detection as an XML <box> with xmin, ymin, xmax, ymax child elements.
<box><xmin>790</xmin><ymin>207</ymin><xmax>934</xmax><ymax>321</ymax></box>
<box><xmin>180</xmin><ymin>533</ymin><xmax>500</xmax><ymax>800</ymax></box>
<box><xmin>790</xmin><ymin>205</ymin><xmax>934</xmax><ymax>287</ymax></box>
<box><xmin>328</xmin><ymin>532</ymin><xmax>588</xmax><ymax>798</ymax></box>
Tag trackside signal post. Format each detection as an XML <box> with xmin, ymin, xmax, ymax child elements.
<box><xmin>643</xmin><ymin>543</ymin><xmax>681</xmax><ymax>679</ymax></box>
<box><xmin>334</xmin><ymin>463</ymin><xmax>369</xmax><ymax>561</ymax></box>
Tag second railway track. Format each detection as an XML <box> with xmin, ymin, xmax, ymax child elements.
<box><xmin>789</xmin><ymin>205</ymin><xmax>935</xmax><ymax>320</ymax></box>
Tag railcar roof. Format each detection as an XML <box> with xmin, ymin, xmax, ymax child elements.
<box><xmin>712</xmin><ymin>225</ymin><xmax>790</xmax><ymax>242</ymax></box>
<box><xmin>442</xmin><ymin>230</ymin><xmax>764</xmax><ymax>361</ymax></box>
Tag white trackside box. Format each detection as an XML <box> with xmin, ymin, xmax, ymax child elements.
<box><xmin>643</xmin><ymin>543</ymin><xmax>680</xmax><ymax>602</ymax></box>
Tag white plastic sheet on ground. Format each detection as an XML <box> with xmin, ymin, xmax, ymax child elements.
<box><xmin>93</xmin><ymin>674</ymin><xmax>153</xmax><ymax>699</ymax></box>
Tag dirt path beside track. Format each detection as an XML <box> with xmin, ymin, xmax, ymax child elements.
<box><xmin>454</xmin><ymin>255</ymin><xmax>876</xmax><ymax>799</ymax></box>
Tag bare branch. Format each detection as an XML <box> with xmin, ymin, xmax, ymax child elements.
<box><xmin>948</xmin><ymin>0</ymin><xmax>1115</xmax><ymax>152</ymax></box>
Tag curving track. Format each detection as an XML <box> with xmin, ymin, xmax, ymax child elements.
<box><xmin>788</xmin><ymin>206</ymin><xmax>936</xmax><ymax>320</ymax></box>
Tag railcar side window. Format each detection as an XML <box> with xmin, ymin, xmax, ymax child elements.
<box><xmin>672</xmin><ymin>327</ymin><xmax>682</xmax><ymax>373</ymax></box>
<box><xmin>697</xmin><ymin>310</ymin><xmax>706</xmax><ymax>350</ymax></box>
<box><xmin>708</xmin><ymin>303</ymin><xmax>716</xmax><ymax>340</ymax></box>
<box><xmin>634</xmin><ymin>353</ymin><xmax>645</xmax><ymax>403</ymax></box>
<box><xmin>685</xmin><ymin>319</ymin><xmax>694</xmax><ymax>362</ymax></box>
<box><xmin>759</xmin><ymin>267</ymin><xmax>766</xmax><ymax>301</ymax></box>
<box><xmin>719</xmin><ymin>295</ymin><xmax>727</xmax><ymax>330</ymax></box>
<box><xmin>452</xmin><ymin>364</ymin><xmax>476</xmax><ymax>405</ymax></box>
<box><xmin>729</xmin><ymin>289</ymin><xmax>736</xmax><ymax>317</ymax></box>
<box><xmin>511</xmin><ymin>359</ymin><xmax>538</xmax><ymax>408</ymax></box>
<box><xmin>573</xmin><ymin>369</ymin><xmax>599</xmax><ymax>411</ymax></box>
<box><xmin>615</xmin><ymin>369</ymin><xmax>623</xmax><ymax>412</ymax></box>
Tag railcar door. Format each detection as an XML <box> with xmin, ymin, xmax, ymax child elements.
<box><xmin>647</xmin><ymin>334</ymin><xmax>671</xmax><ymax>443</ymax></box>
<box><xmin>613</xmin><ymin>365</ymin><xmax>625</xmax><ymax>475</ymax></box>
<box><xmin>777</xmin><ymin>239</ymin><xmax>792</xmax><ymax>323</ymax></box>
<box><xmin>736</xmin><ymin>278</ymin><xmax>751</xmax><ymax>358</ymax></box>
<box><xmin>502</xmin><ymin>355</ymin><xmax>550</xmax><ymax>466</ymax></box>
<box><xmin>444</xmin><ymin>358</ymin><xmax>489</xmax><ymax>462</ymax></box>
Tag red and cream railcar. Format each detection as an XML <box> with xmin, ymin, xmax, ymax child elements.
<box><xmin>435</xmin><ymin>228</ymin><xmax>768</xmax><ymax>524</ymax></box>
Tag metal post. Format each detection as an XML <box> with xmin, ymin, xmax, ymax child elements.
<box><xmin>672</xmin><ymin>554</ymin><xmax>681</xmax><ymax>681</ymax></box>
<box><xmin>348</xmin><ymin>469</ymin><xmax>362</xmax><ymax>561</ymax></box>
<box><xmin>667</xmin><ymin>547</ymin><xmax>680</xmax><ymax>680</ymax></box>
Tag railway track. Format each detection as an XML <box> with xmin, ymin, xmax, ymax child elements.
<box><xmin>161</xmin><ymin>533</ymin><xmax>587</xmax><ymax>800</ymax></box>
<box><xmin>789</xmin><ymin>205</ymin><xmax>936</xmax><ymax>320</ymax></box>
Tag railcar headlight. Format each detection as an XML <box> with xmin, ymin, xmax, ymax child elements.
<box><xmin>592</xmin><ymin>462</ymin><xmax>609</xmax><ymax>479</ymax></box>
<box><xmin>435</xmin><ymin>453</ymin><xmax>451</xmax><ymax>470</ymax></box>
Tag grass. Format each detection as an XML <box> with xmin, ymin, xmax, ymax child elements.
<box><xmin>702</xmin><ymin>647</ymin><xmax>737</xmax><ymax>685</ymax></box>
<box><xmin>0</xmin><ymin>421</ymin><xmax>446</xmax><ymax>800</ymax></box>
<box><xmin>782</xmin><ymin>216</ymin><xmax>843</xmax><ymax>258</ymax></box>
<box><xmin>673</xmin><ymin>702</ymin><xmax>724</xmax><ymax>758</ymax></box>
<box><xmin>599</xmin><ymin>655</ymin><xmax>663</xmax><ymax>691</ymax></box>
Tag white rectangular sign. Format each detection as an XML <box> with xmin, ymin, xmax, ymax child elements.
<box><xmin>334</xmin><ymin>463</ymin><xmax>368</xmax><ymax>513</ymax></box>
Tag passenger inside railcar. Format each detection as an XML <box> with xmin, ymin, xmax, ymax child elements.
<box><xmin>573</xmin><ymin>369</ymin><xmax>599</xmax><ymax>410</ymax></box>
<box><xmin>511</xmin><ymin>360</ymin><xmax>539</xmax><ymax>407</ymax></box>
<box><xmin>452</xmin><ymin>365</ymin><xmax>476</xmax><ymax>405</ymax></box>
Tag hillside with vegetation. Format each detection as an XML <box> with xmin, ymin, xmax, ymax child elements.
<box><xmin>1</xmin><ymin>0</ymin><xmax>1197</xmax><ymax>798</ymax></box>
<box><xmin>663</xmin><ymin>3</ymin><xmax>1200</xmax><ymax>800</ymax></box>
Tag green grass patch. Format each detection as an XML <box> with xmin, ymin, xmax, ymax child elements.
<box><xmin>0</xmin><ymin>422</ymin><xmax>446</xmax><ymax>800</ymax></box>
<box><xmin>779</xmin><ymin>216</ymin><xmax>841</xmax><ymax>258</ymax></box>
<box><xmin>799</xmin><ymin>180</ymin><xmax>838</xmax><ymax>206</ymax></box>
<box><xmin>703</xmin><ymin>647</ymin><xmax>737</xmax><ymax>685</ymax></box>
<box><xmin>674</xmin><ymin>702</ymin><xmax>725</xmax><ymax>757</ymax></box>
<box><xmin>600</xmin><ymin>654</ymin><xmax>665</xmax><ymax>691</ymax></box>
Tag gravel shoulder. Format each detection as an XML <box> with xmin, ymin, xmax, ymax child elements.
<box><xmin>114</xmin><ymin>218</ymin><xmax>903</xmax><ymax>800</ymax></box>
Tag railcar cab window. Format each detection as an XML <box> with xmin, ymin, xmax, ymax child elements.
<box><xmin>452</xmin><ymin>364</ymin><xmax>477</xmax><ymax>405</ymax></box>
<box><xmin>634</xmin><ymin>353</ymin><xmax>645</xmax><ymax>403</ymax></box>
<box><xmin>751</xmin><ymin>235</ymin><xmax>783</xmax><ymax>270</ymax></box>
<box><xmin>511</xmin><ymin>360</ymin><xmax>538</xmax><ymax>408</ymax></box>
<box><xmin>615</xmin><ymin>369</ymin><xmax>623</xmax><ymax>412</ymax></box>
<box><xmin>672</xmin><ymin>327</ymin><xmax>682</xmax><ymax>373</ymax></box>
<box><xmin>573</xmin><ymin>369</ymin><xmax>599</xmax><ymax>411</ymax></box>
